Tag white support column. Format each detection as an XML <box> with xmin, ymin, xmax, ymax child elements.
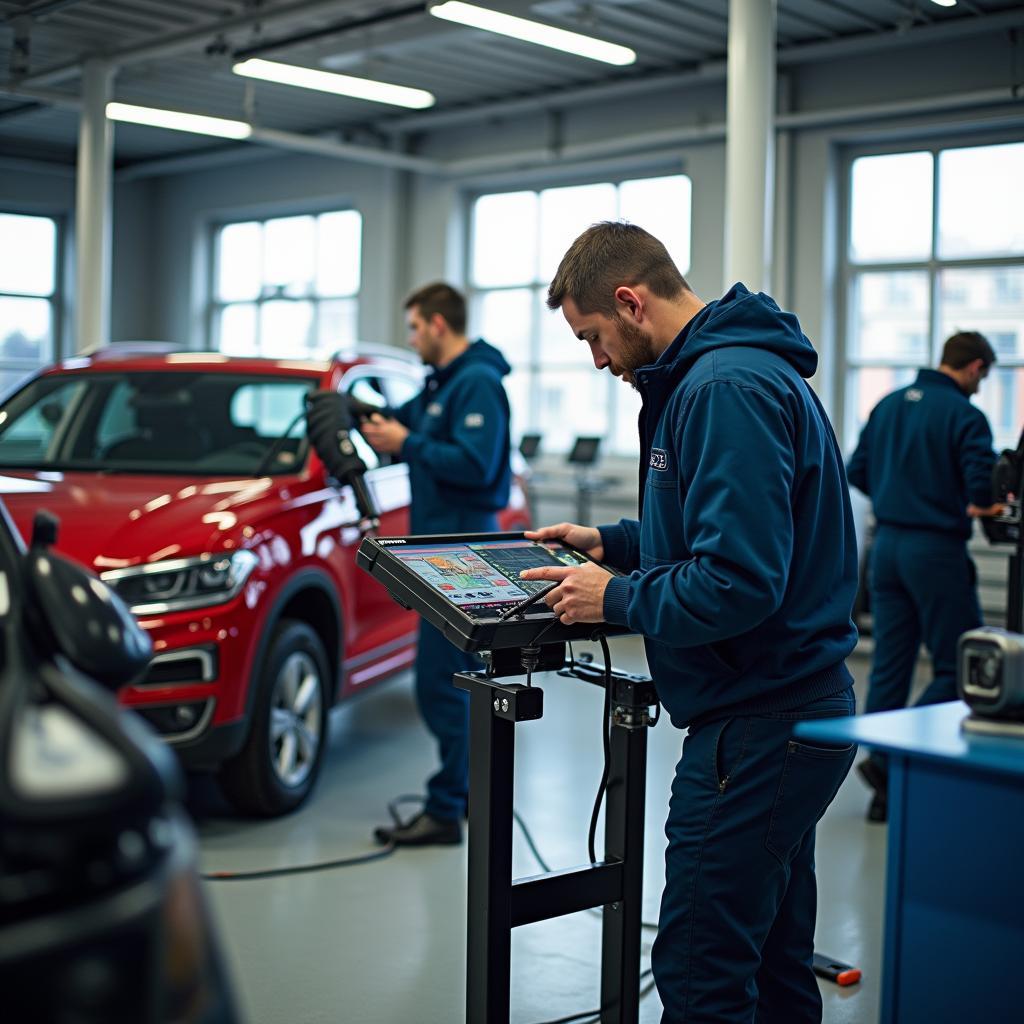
<box><xmin>723</xmin><ymin>0</ymin><xmax>776</xmax><ymax>292</ymax></box>
<box><xmin>75</xmin><ymin>60</ymin><xmax>113</xmax><ymax>352</ymax></box>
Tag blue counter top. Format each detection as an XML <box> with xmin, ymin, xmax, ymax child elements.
<box><xmin>795</xmin><ymin>700</ymin><xmax>1024</xmax><ymax>779</ymax></box>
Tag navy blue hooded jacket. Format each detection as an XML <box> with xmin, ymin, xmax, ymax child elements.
<box><xmin>846</xmin><ymin>368</ymin><xmax>995</xmax><ymax>540</ymax></box>
<box><xmin>395</xmin><ymin>339</ymin><xmax>512</xmax><ymax>533</ymax></box>
<box><xmin>600</xmin><ymin>284</ymin><xmax>859</xmax><ymax>729</ymax></box>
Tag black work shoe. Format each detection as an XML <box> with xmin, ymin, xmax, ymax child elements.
<box><xmin>373</xmin><ymin>811</ymin><xmax>462</xmax><ymax>847</ymax></box>
<box><xmin>856</xmin><ymin>758</ymin><xmax>888</xmax><ymax>797</ymax></box>
<box><xmin>866</xmin><ymin>792</ymin><xmax>888</xmax><ymax>824</ymax></box>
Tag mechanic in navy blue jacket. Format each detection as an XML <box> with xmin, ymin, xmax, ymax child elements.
<box><xmin>846</xmin><ymin>331</ymin><xmax>998</xmax><ymax>822</ymax></box>
<box><xmin>361</xmin><ymin>282</ymin><xmax>511</xmax><ymax>847</ymax></box>
<box><xmin>521</xmin><ymin>223</ymin><xmax>858</xmax><ymax>1024</ymax></box>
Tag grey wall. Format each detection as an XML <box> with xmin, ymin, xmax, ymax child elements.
<box><xmin>148</xmin><ymin>155</ymin><xmax>412</xmax><ymax>349</ymax></box>
<box><xmin>0</xmin><ymin>161</ymin><xmax>158</xmax><ymax>349</ymax></box>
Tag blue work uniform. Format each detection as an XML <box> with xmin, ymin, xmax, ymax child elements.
<box><xmin>599</xmin><ymin>284</ymin><xmax>859</xmax><ymax>1023</ymax></box>
<box><xmin>394</xmin><ymin>339</ymin><xmax>512</xmax><ymax>821</ymax></box>
<box><xmin>846</xmin><ymin>368</ymin><xmax>994</xmax><ymax>768</ymax></box>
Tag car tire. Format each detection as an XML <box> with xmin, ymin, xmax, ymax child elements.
<box><xmin>219</xmin><ymin>619</ymin><xmax>330</xmax><ymax>817</ymax></box>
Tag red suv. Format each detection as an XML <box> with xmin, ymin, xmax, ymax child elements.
<box><xmin>0</xmin><ymin>346</ymin><xmax>530</xmax><ymax>815</ymax></box>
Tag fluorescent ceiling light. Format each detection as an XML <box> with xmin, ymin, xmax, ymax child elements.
<box><xmin>429</xmin><ymin>1</ymin><xmax>636</xmax><ymax>66</ymax></box>
<box><xmin>929</xmin><ymin>0</ymin><xmax>956</xmax><ymax>6</ymax></box>
<box><xmin>106</xmin><ymin>102</ymin><xmax>251</xmax><ymax>139</ymax></box>
<box><xmin>233</xmin><ymin>58</ymin><xmax>435</xmax><ymax>109</ymax></box>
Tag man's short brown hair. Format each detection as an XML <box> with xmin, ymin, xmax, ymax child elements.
<box><xmin>547</xmin><ymin>221</ymin><xmax>691</xmax><ymax>316</ymax></box>
<box><xmin>940</xmin><ymin>330</ymin><xmax>996</xmax><ymax>370</ymax></box>
<box><xmin>404</xmin><ymin>282</ymin><xmax>467</xmax><ymax>335</ymax></box>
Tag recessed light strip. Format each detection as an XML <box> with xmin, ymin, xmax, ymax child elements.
<box><xmin>428</xmin><ymin>1</ymin><xmax>636</xmax><ymax>66</ymax></box>
<box><xmin>233</xmin><ymin>58</ymin><xmax>435</xmax><ymax>109</ymax></box>
<box><xmin>106</xmin><ymin>102</ymin><xmax>252</xmax><ymax>139</ymax></box>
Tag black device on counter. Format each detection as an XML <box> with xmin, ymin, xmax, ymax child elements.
<box><xmin>357</xmin><ymin>532</ymin><xmax>628</xmax><ymax>651</ymax></box>
<box><xmin>958</xmin><ymin>626</ymin><xmax>1024</xmax><ymax>736</ymax></box>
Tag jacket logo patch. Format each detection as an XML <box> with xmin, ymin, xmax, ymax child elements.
<box><xmin>650</xmin><ymin>448</ymin><xmax>668</xmax><ymax>471</ymax></box>
<box><xmin>905</xmin><ymin>389</ymin><xmax>923</xmax><ymax>403</ymax></box>
<box><xmin>464</xmin><ymin>413</ymin><xmax>484</xmax><ymax>428</ymax></box>
<box><xmin>426</xmin><ymin>402</ymin><xmax>443</xmax><ymax>416</ymax></box>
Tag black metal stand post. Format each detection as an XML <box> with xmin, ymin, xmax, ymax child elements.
<box><xmin>1008</xmin><ymin>547</ymin><xmax>1023</xmax><ymax>634</ymax></box>
<box><xmin>456</xmin><ymin>666</ymin><xmax>656</xmax><ymax>1024</ymax></box>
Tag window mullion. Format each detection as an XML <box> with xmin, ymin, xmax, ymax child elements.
<box><xmin>929</xmin><ymin>146</ymin><xmax>941</xmax><ymax>364</ymax></box>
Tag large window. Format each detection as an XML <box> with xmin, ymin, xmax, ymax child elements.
<box><xmin>469</xmin><ymin>174</ymin><xmax>692</xmax><ymax>454</ymax></box>
<box><xmin>0</xmin><ymin>212</ymin><xmax>61</xmax><ymax>396</ymax></box>
<box><xmin>844</xmin><ymin>142</ymin><xmax>1024</xmax><ymax>450</ymax></box>
<box><xmin>211</xmin><ymin>210</ymin><xmax>361</xmax><ymax>359</ymax></box>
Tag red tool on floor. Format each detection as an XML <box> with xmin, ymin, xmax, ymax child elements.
<box><xmin>813</xmin><ymin>953</ymin><xmax>862</xmax><ymax>986</ymax></box>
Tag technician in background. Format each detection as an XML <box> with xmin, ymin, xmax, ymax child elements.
<box><xmin>520</xmin><ymin>223</ymin><xmax>858</xmax><ymax>1024</ymax></box>
<box><xmin>846</xmin><ymin>330</ymin><xmax>1000</xmax><ymax>822</ymax></box>
<box><xmin>361</xmin><ymin>282</ymin><xmax>512</xmax><ymax>847</ymax></box>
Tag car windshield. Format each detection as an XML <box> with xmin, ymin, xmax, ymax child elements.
<box><xmin>0</xmin><ymin>371</ymin><xmax>320</xmax><ymax>476</ymax></box>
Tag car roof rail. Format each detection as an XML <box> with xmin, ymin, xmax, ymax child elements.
<box><xmin>332</xmin><ymin>342</ymin><xmax>419</xmax><ymax>366</ymax></box>
<box><xmin>81</xmin><ymin>342</ymin><xmax>184</xmax><ymax>360</ymax></box>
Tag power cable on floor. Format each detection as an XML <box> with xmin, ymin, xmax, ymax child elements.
<box><xmin>200</xmin><ymin>794</ymin><xmax>421</xmax><ymax>880</ymax></box>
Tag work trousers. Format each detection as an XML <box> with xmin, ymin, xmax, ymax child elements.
<box><xmin>866</xmin><ymin>526</ymin><xmax>982</xmax><ymax>770</ymax></box>
<box><xmin>652</xmin><ymin>686</ymin><xmax>856</xmax><ymax>1024</ymax></box>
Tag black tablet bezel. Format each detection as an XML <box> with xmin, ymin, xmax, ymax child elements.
<box><xmin>356</xmin><ymin>532</ymin><xmax>630</xmax><ymax>652</ymax></box>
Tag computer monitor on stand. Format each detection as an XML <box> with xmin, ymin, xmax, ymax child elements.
<box><xmin>518</xmin><ymin>433</ymin><xmax>541</xmax><ymax>461</ymax></box>
<box><xmin>567</xmin><ymin>435</ymin><xmax>606</xmax><ymax>526</ymax></box>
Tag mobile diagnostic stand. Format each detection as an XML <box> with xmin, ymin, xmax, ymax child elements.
<box><xmin>358</xmin><ymin>533</ymin><xmax>656</xmax><ymax>1023</ymax></box>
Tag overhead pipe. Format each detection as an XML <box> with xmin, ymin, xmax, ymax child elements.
<box><xmin>232</xmin><ymin>2</ymin><xmax>428</xmax><ymax>61</ymax></box>
<box><xmin>0</xmin><ymin>0</ymin><xmax>90</xmax><ymax>22</ymax></box>
<box><xmin>18</xmin><ymin>0</ymin><xmax>376</xmax><ymax>88</ymax></box>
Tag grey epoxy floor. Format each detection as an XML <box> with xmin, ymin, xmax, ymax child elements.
<box><xmin>190</xmin><ymin>640</ymin><xmax>911</xmax><ymax>1024</ymax></box>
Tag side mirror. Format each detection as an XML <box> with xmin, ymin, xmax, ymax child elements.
<box><xmin>25</xmin><ymin>512</ymin><xmax>152</xmax><ymax>687</ymax></box>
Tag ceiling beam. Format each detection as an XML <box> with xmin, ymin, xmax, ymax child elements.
<box><xmin>0</xmin><ymin>0</ymin><xmax>90</xmax><ymax>22</ymax></box>
<box><xmin>15</xmin><ymin>0</ymin><xmax>380</xmax><ymax>87</ymax></box>
<box><xmin>376</xmin><ymin>3</ymin><xmax>1024</xmax><ymax>134</ymax></box>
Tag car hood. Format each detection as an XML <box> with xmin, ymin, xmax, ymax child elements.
<box><xmin>0</xmin><ymin>470</ymin><xmax>294</xmax><ymax>570</ymax></box>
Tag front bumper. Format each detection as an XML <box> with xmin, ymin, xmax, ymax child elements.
<box><xmin>118</xmin><ymin>592</ymin><xmax>261</xmax><ymax>766</ymax></box>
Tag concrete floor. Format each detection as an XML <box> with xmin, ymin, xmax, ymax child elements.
<box><xmin>190</xmin><ymin>640</ymin><xmax>915</xmax><ymax>1024</ymax></box>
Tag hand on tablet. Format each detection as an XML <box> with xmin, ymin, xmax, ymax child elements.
<box><xmin>525</xmin><ymin>522</ymin><xmax>604</xmax><ymax>562</ymax></box>
<box><xmin>519</xmin><ymin>559</ymin><xmax>612</xmax><ymax>624</ymax></box>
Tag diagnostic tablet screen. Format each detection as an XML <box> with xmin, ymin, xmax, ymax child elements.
<box><xmin>391</xmin><ymin>538</ymin><xmax>588</xmax><ymax>620</ymax></box>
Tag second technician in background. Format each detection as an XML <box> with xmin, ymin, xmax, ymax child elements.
<box><xmin>361</xmin><ymin>282</ymin><xmax>512</xmax><ymax>847</ymax></box>
<box><xmin>846</xmin><ymin>330</ymin><xmax>999</xmax><ymax>822</ymax></box>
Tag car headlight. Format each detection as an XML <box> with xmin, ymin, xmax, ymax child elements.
<box><xmin>101</xmin><ymin>551</ymin><xmax>259</xmax><ymax>615</ymax></box>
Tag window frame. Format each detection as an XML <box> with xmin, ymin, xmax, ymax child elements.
<box><xmin>838</xmin><ymin>131</ymin><xmax>1024</xmax><ymax>451</ymax></box>
<box><xmin>0</xmin><ymin>210</ymin><xmax>65</xmax><ymax>395</ymax></box>
<box><xmin>207</xmin><ymin>206</ymin><xmax>362</xmax><ymax>358</ymax></box>
<box><xmin>464</xmin><ymin>170</ymin><xmax>692</xmax><ymax>456</ymax></box>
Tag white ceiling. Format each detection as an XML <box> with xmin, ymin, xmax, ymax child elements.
<box><xmin>1</xmin><ymin>0</ymin><xmax>1022</xmax><ymax>169</ymax></box>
